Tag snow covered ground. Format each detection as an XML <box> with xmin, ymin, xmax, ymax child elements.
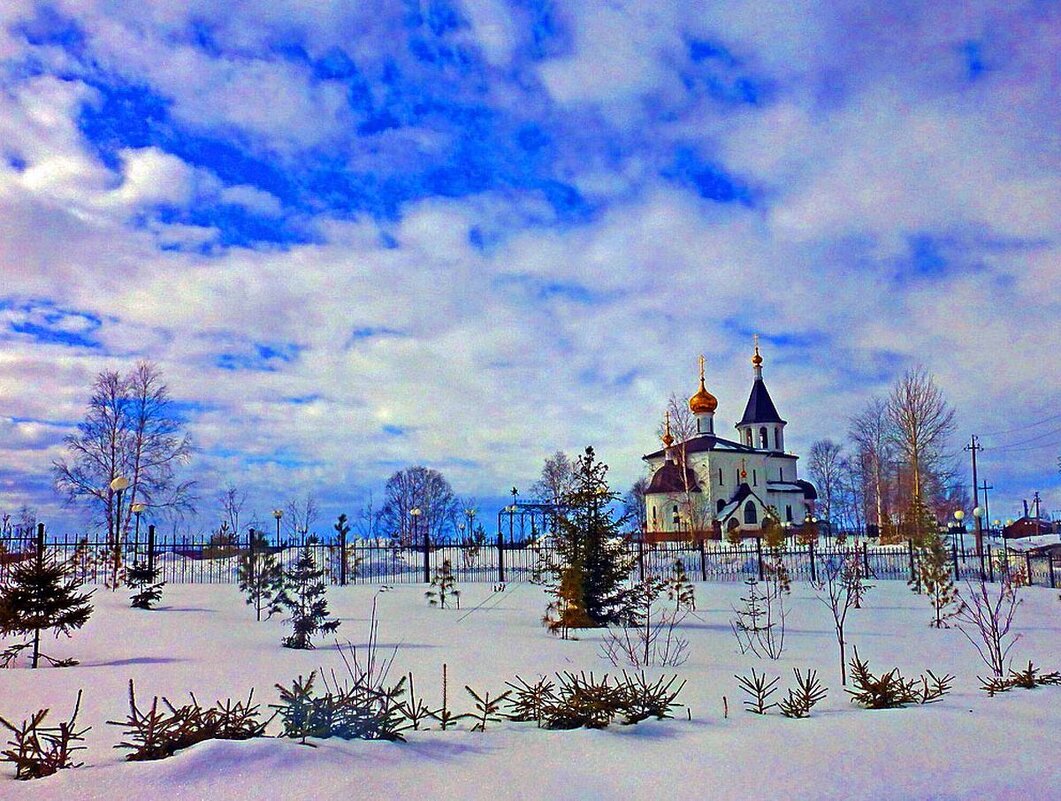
<box><xmin>2</xmin><ymin>579</ymin><xmax>1059</xmax><ymax>800</ymax></box>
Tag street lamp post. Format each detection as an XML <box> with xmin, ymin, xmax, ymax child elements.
<box><xmin>410</xmin><ymin>507</ymin><xmax>422</xmax><ymax>545</ymax></box>
<box><xmin>132</xmin><ymin>503</ymin><xmax>145</xmax><ymax>554</ymax></box>
<box><xmin>273</xmin><ymin>509</ymin><xmax>283</xmax><ymax>546</ymax></box>
<box><xmin>109</xmin><ymin>476</ymin><xmax>130</xmax><ymax>588</ymax></box>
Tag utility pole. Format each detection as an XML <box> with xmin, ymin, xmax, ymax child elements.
<box><xmin>1032</xmin><ymin>491</ymin><xmax>1041</xmax><ymax>531</ymax></box>
<box><xmin>964</xmin><ymin>435</ymin><xmax>984</xmax><ymax>557</ymax></box>
<box><xmin>979</xmin><ymin>480</ymin><xmax>993</xmax><ymax>534</ymax></box>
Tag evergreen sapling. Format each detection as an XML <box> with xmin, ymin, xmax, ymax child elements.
<box><xmin>0</xmin><ymin>528</ymin><xmax>93</xmax><ymax>668</ymax></box>
<box><xmin>425</xmin><ymin>559</ymin><xmax>460</xmax><ymax>609</ymax></box>
<box><xmin>236</xmin><ymin>530</ymin><xmax>284</xmax><ymax>622</ymax></box>
<box><xmin>127</xmin><ymin>559</ymin><xmax>164</xmax><ymax>610</ymax></box>
<box><xmin>277</xmin><ymin>536</ymin><xmax>340</xmax><ymax>649</ymax></box>
<box><xmin>666</xmin><ymin>558</ymin><xmax>696</xmax><ymax>611</ymax></box>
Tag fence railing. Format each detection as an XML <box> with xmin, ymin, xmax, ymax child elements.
<box><xmin>1</xmin><ymin>528</ymin><xmax>1057</xmax><ymax>589</ymax></box>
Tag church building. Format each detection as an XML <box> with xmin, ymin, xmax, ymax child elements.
<box><xmin>642</xmin><ymin>341</ymin><xmax>816</xmax><ymax>540</ymax></box>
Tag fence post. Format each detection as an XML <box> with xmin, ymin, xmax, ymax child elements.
<box><xmin>987</xmin><ymin>544</ymin><xmax>994</xmax><ymax>583</ymax></box>
<box><xmin>35</xmin><ymin>522</ymin><xmax>45</xmax><ymax>564</ymax></box>
<box><xmin>1050</xmin><ymin>556</ymin><xmax>1057</xmax><ymax>589</ymax></box>
<box><xmin>756</xmin><ymin>536</ymin><xmax>764</xmax><ymax>581</ymax></box>
<box><xmin>1025</xmin><ymin>552</ymin><xmax>1033</xmax><ymax>586</ymax></box>
<box><xmin>699</xmin><ymin>536</ymin><xmax>707</xmax><ymax>581</ymax></box>
<box><xmin>147</xmin><ymin>525</ymin><xmax>156</xmax><ymax>578</ymax></box>
<box><xmin>952</xmin><ymin>538</ymin><xmax>960</xmax><ymax>581</ymax></box>
<box><xmin>423</xmin><ymin>530</ymin><xmax>431</xmax><ymax>584</ymax></box>
<box><xmin>862</xmin><ymin>542</ymin><xmax>869</xmax><ymax>575</ymax></box>
<box><xmin>909</xmin><ymin>540</ymin><xmax>920</xmax><ymax>592</ymax></box>
<box><xmin>808</xmin><ymin>539</ymin><xmax>817</xmax><ymax>583</ymax></box>
<box><xmin>637</xmin><ymin>537</ymin><xmax>645</xmax><ymax>583</ymax></box>
<box><xmin>339</xmin><ymin>529</ymin><xmax>347</xmax><ymax>587</ymax></box>
<box><xmin>497</xmin><ymin>533</ymin><xmax>505</xmax><ymax>584</ymax></box>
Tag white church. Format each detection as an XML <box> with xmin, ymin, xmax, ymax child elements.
<box><xmin>642</xmin><ymin>341</ymin><xmax>816</xmax><ymax>541</ymax></box>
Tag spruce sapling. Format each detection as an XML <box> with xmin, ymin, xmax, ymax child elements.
<box><xmin>277</xmin><ymin>536</ymin><xmax>340</xmax><ymax>649</ymax></box>
<box><xmin>425</xmin><ymin>559</ymin><xmax>460</xmax><ymax>609</ymax></box>
<box><xmin>127</xmin><ymin>559</ymin><xmax>164</xmax><ymax>610</ymax></box>
<box><xmin>0</xmin><ymin>528</ymin><xmax>93</xmax><ymax>669</ymax></box>
<box><xmin>666</xmin><ymin>558</ymin><xmax>696</xmax><ymax>611</ymax></box>
<box><xmin>0</xmin><ymin>691</ymin><xmax>89</xmax><ymax>779</ymax></box>
<box><xmin>236</xmin><ymin>529</ymin><xmax>284</xmax><ymax>621</ymax></box>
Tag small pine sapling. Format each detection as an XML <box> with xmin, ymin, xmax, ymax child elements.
<box><xmin>666</xmin><ymin>558</ymin><xmax>696</xmax><ymax>611</ymax></box>
<box><xmin>912</xmin><ymin>531</ymin><xmax>961</xmax><ymax>628</ymax></box>
<box><xmin>277</xmin><ymin>536</ymin><xmax>340</xmax><ymax>649</ymax></box>
<box><xmin>730</xmin><ymin>575</ymin><xmax>786</xmax><ymax>660</ymax></box>
<box><xmin>735</xmin><ymin>669</ymin><xmax>779</xmax><ymax>714</ymax></box>
<box><xmin>430</xmin><ymin>664</ymin><xmax>466</xmax><ymax>730</ymax></box>
<box><xmin>979</xmin><ymin>662</ymin><xmax>1061</xmax><ymax>695</ymax></box>
<box><xmin>503</xmin><ymin>675</ymin><xmax>557</xmax><ymax>727</ymax></box>
<box><xmin>464</xmin><ymin>686</ymin><xmax>512</xmax><ymax>732</ymax></box>
<box><xmin>399</xmin><ymin>673</ymin><xmax>434</xmax><ymax>730</ymax></box>
<box><xmin>778</xmin><ymin>669</ymin><xmax>827</xmax><ymax>718</ymax></box>
<box><xmin>425</xmin><ymin>559</ymin><xmax>460</xmax><ymax>609</ymax></box>
<box><xmin>127</xmin><ymin>559</ymin><xmax>165</xmax><ymax>610</ymax></box>
<box><xmin>617</xmin><ymin>671</ymin><xmax>686</xmax><ymax>724</ymax></box>
<box><xmin>845</xmin><ymin>648</ymin><xmax>953</xmax><ymax>708</ymax></box>
<box><xmin>0</xmin><ymin>691</ymin><xmax>89</xmax><ymax>780</ymax></box>
<box><xmin>236</xmin><ymin>530</ymin><xmax>284</xmax><ymax>622</ymax></box>
<box><xmin>0</xmin><ymin>532</ymin><xmax>94</xmax><ymax>669</ymax></box>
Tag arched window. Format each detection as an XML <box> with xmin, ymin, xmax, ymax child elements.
<box><xmin>744</xmin><ymin>502</ymin><xmax>758</xmax><ymax>525</ymax></box>
<box><xmin>779</xmin><ymin>466</ymin><xmax>783</xmax><ymax>481</ymax></box>
<box><xmin>717</xmin><ymin>499</ymin><xmax>726</xmax><ymax>513</ymax></box>
<box><xmin>785</xmin><ymin>505</ymin><xmax>793</xmax><ymax>522</ymax></box>
<box><xmin>759</xmin><ymin>427</ymin><xmax>768</xmax><ymax>449</ymax></box>
<box><xmin>651</xmin><ymin>506</ymin><xmax>657</xmax><ymax>523</ymax></box>
<box><xmin>752</xmin><ymin>469</ymin><xmax>757</xmax><ymax>486</ymax></box>
<box><xmin>774</xmin><ymin>427</ymin><xmax>781</xmax><ymax>449</ymax></box>
<box><xmin>718</xmin><ymin>468</ymin><xmax>723</xmax><ymax>485</ymax></box>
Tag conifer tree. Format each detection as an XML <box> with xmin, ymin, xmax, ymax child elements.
<box><xmin>126</xmin><ymin>559</ymin><xmax>164</xmax><ymax>610</ymax></box>
<box><xmin>912</xmin><ymin>528</ymin><xmax>960</xmax><ymax>628</ymax></box>
<box><xmin>277</xmin><ymin>536</ymin><xmax>340</xmax><ymax>649</ymax></box>
<box><xmin>425</xmin><ymin>559</ymin><xmax>460</xmax><ymax>609</ymax></box>
<box><xmin>666</xmin><ymin>559</ymin><xmax>696</xmax><ymax>611</ymax></box>
<box><xmin>542</xmin><ymin>447</ymin><xmax>634</xmax><ymax>632</ymax></box>
<box><xmin>237</xmin><ymin>530</ymin><xmax>284</xmax><ymax>622</ymax></box>
<box><xmin>0</xmin><ymin>530</ymin><xmax>94</xmax><ymax>668</ymax></box>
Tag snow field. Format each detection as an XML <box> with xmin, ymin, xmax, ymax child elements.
<box><xmin>1</xmin><ymin>579</ymin><xmax>1059</xmax><ymax>800</ymax></box>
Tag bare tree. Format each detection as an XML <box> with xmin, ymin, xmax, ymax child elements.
<box><xmin>808</xmin><ymin>440</ymin><xmax>844</xmax><ymax>527</ymax></box>
<box><xmin>531</xmin><ymin>451</ymin><xmax>576</xmax><ymax>505</ymax></box>
<box><xmin>850</xmin><ymin>398</ymin><xmax>893</xmax><ymax>535</ymax></box>
<box><xmin>219</xmin><ymin>486</ymin><xmax>247</xmax><ymax>537</ymax></box>
<box><xmin>955</xmin><ymin>574</ymin><xmax>1022</xmax><ymax>678</ymax></box>
<box><xmin>379</xmin><ymin>466</ymin><xmax>458</xmax><ymax>545</ymax></box>
<box><xmin>284</xmin><ymin>495</ymin><xmax>320</xmax><ymax>537</ymax></box>
<box><xmin>886</xmin><ymin>368</ymin><xmax>957</xmax><ymax>537</ymax></box>
<box><xmin>812</xmin><ymin>553</ymin><xmax>868</xmax><ymax>686</ymax></box>
<box><xmin>53</xmin><ymin>362</ymin><xmax>195</xmax><ymax>582</ymax></box>
<box><xmin>354</xmin><ymin>491</ymin><xmax>383</xmax><ymax>542</ymax></box>
<box><xmin>623</xmin><ymin>477</ymin><xmax>649</xmax><ymax>535</ymax></box>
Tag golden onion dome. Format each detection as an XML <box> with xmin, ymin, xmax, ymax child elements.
<box><xmin>661</xmin><ymin>410</ymin><xmax>675</xmax><ymax>448</ymax></box>
<box><xmin>688</xmin><ymin>355</ymin><xmax>718</xmax><ymax>414</ymax></box>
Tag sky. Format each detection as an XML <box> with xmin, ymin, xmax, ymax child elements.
<box><xmin>0</xmin><ymin>1</ymin><xmax>1058</xmax><ymax>534</ymax></box>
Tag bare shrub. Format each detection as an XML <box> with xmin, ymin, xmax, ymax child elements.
<box><xmin>955</xmin><ymin>574</ymin><xmax>1022</xmax><ymax>679</ymax></box>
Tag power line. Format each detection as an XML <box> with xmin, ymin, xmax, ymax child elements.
<box><xmin>979</xmin><ymin>412</ymin><xmax>1061</xmax><ymax>438</ymax></box>
<box><xmin>983</xmin><ymin>440</ymin><xmax>1060</xmax><ymax>454</ymax></box>
<box><xmin>983</xmin><ymin>425</ymin><xmax>1061</xmax><ymax>451</ymax></box>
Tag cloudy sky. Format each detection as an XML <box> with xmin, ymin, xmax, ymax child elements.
<box><xmin>1</xmin><ymin>1</ymin><xmax>1058</xmax><ymax>533</ymax></box>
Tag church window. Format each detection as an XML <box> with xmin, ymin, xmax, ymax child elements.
<box><xmin>779</xmin><ymin>466</ymin><xmax>783</xmax><ymax>481</ymax></box>
<box><xmin>717</xmin><ymin>499</ymin><xmax>725</xmax><ymax>513</ymax></box>
<box><xmin>774</xmin><ymin>427</ymin><xmax>781</xmax><ymax>449</ymax></box>
<box><xmin>759</xmin><ymin>427</ymin><xmax>768</xmax><ymax>449</ymax></box>
<box><xmin>651</xmin><ymin>506</ymin><xmax>657</xmax><ymax>523</ymax></box>
<box><xmin>744</xmin><ymin>502</ymin><xmax>757</xmax><ymax>525</ymax></box>
<box><xmin>786</xmin><ymin>505</ymin><xmax>793</xmax><ymax>522</ymax></box>
<box><xmin>752</xmin><ymin>469</ymin><xmax>757</xmax><ymax>486</ymax></box>
<box><xmin>718</xmin><ymin>468</ymin><xmax>723</xmax><ymax>485</ymax></box>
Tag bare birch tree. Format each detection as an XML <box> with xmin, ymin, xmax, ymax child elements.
<box><xmin>886</xmin><ymin>367</ymin><xmax>957</xmax><ymax>539</ymax></box>
<box><xmin>808</xmin><ymin>440</ymin><xmax>844</xmax><ymax>527</ymax></box>
<box><xmin>379</xmin><ymin>466</ymin><xmax>458</xmax><ymax>545</ymax></box>
<box><xmin>657</xmin><ymin>393</ymin><xmax>708</xmax><ymax>538</ymax></box>
<box><xmin>53</xmin><ymin>363</ymin><xmax>195</xmax><ymax>578</ymax></box>
<box><xmin>849</xmin><ymin>398</ymin><xmax>893</xmax><ymax>535</ymax></box>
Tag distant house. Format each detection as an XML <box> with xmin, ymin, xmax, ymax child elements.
<box><xmin>1002</xmin><ymin>517</ymin><xmax>1056</xmax><ymax>540</ymax></box>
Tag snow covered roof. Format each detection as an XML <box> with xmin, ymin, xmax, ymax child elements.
<box><xmin>642</xmin><ymin>433</ymin><xmax>758</xmax><ymax>461</ymax></box>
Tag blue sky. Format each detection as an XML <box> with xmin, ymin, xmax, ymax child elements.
<box><xmin>0</xmin><ymin>1</ymin><xmax>1058</xmax><ymax>532</ymax></box>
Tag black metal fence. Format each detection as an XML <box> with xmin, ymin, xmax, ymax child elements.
<box><xmin>2</xmin><ymin>526</ymin><xmax>1058</xmax><ymax>589</ymax></box>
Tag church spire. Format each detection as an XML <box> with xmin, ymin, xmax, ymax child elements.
<box><xmin>661</xmin><ymin>410</ymin><xmax>674</xmax><ymax>449</ymax></box>
<box><xmin>752</xmin><ymin>334</ymin><xmax>763</xmax><ymax>380</ymax></box>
